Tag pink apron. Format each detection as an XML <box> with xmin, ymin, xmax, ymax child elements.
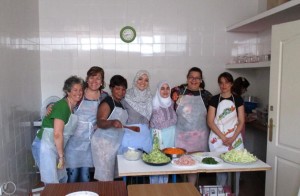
<box><xmin>175</xmin><ymin>88</ymin><xmax>209</xmax><ymax>152</ymax></box>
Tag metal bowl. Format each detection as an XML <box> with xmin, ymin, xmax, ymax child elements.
<box><xmin>162</xmin><ymin>147</ymin><xmax>187</xmax><ymax>159</ymax></box>
<box><xmin>123</xmin><ymin>147</ymin><xmax>142</xmax><ymax>161</ymax></box>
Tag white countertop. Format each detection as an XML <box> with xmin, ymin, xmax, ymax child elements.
<box><xmin>117</xmin><ymin>152</ymin><xmax>271</xmax><ymax>177</ymax></box>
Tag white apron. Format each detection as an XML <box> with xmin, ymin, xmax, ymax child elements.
<box><xmin>91</xmin><ymin>100</ymin><xmax>128</xmax><ymax>181</ymax></box>
<box><xmin>208</xmin><ymin>96</ymin><xmax>244</xmax><ymax>153</ymax></box>
<box><xmin>40</xmin><ymin>113</ymin><xmax>78</xmax><ymax>183</ymax></box>
<box><xmin>65</xmin><ymin>98</ymin><xmax>99</xmax><ymax>168</ymax></box>
<box><xmin>175</xmin><ymin>88</ymin><xmax>209</xmax><ymax>152</ymax></box>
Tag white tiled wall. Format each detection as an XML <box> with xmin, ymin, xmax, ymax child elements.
<box><xmin>0</xmin><ymin>0</ymin><xmax>40</xmax><ymax>195</ymax></box>
<box><xmin>0</xmin><ymin>0</ymin><xmax>272</xmax><ymax>194</ymax></box>
<box><xmin>39</xmin><ymin>0</ymin><xmax>266</xmax><ymax>101</ymax></box>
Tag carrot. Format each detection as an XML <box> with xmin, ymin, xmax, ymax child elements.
<box><xmin>163</xmin><ymin>148</ymin><xmax>185</xmax><ymax>155</ymax></box>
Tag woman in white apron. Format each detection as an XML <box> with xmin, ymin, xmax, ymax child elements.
<box><xmin>207</xmin><ymin>72</ymin><xmax>245</xmax><ymax>194</ymax></box>
<box><xmin>149</xmin><ymin>80</ymin><xmax>177</xmax><ymax>184</ymax></box>
<box><xmin>31</xmin><ymin>76</ymin><xmax>84</xmax><ymax>184</ymax></box>
<box><xmin>91</xmin><ymin>75</ymin><xmax>128</xmax><ymax>181</ymax></box>
<box><xmin>174</xmin><ymin>67</ymin><xmax>212</xmax><ymax>185</ymax></box>
<box><xmin>65</xmin><ymin>67</ymin><xmax>108</xmax><ymax>182</ymax></box>
<box><xmin>119</xmin><ymin>70</ymin><xmax>153</xmax><ymax>154</ymax></box>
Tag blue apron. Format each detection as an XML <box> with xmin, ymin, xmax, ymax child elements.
<box><xmin>39</xmin><ymin>113</ymin><xmax>78</xmax><ymax>183</ymax></box>
<box><xmin>65</xmin><ymin>98</ymin><xmax>99</xmax><ymax>168</ymax></box>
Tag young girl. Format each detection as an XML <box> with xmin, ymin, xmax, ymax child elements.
<box><xmin>207</xmin><ymin>72</ymin><xmax>245</xmax><ymax>195</ymax></box>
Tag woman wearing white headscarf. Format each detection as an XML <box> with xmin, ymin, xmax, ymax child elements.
<box><xmin>150</xmin><ymin>80</ymin><xmax>177</xmax><ymax>149</ymax></box>
<box><xmin>149</xmin><ymin>80</ymin><xmax>177</xmax><ymax>184</ymax></box>
<box><xmin>119</xmin><ymin>70</ymin><xmax>153</xmax><ymax>153</ymax></box>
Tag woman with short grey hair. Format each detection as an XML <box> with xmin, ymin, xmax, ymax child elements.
<box><xmin>31</xmin><ymin>75</ymin><xmax>84</xmax><ymax>184</ymax></box>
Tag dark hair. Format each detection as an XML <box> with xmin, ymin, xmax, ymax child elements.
<box><xmin>232</xmin><ymin>77</ymin><xmax>250</xmax><ymax>96</ymax></box>
<box><xmin>86</xmin><ymin>66</ymin><xmax>106</xmax><ymax>89</ymax></box>
<box><xmin>187</xmin><ymin>67</ymin><xmax>203</xmax><ymax>79</ymax></box>
<box><xmin>218</xmin><ymin>72</ymin><xmax>234</xmax><ymax>84</ymax></box>
<box><xmin>109</xmin><ymin>75</ymin><xmax>127</xmax><ymax>89</ymax></box>
<box><xmin>63</xmin><ymin>75</ymin><xmax>84</xmax><ymax>96</ymax></box>
<box><xmin>187</xmin><ymin>67</ymin><xmax>206</xmax><ymax>89</ymax></box>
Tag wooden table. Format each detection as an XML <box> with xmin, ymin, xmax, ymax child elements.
<box><xmin>128</xmin><ymin>183</ymin><xmax>200</xmax><ymax>196</ymax></box>
<box><xmin>41</xmin><ymin>181</ymin><xmax>127</xmax><ymax>196</ymax></box>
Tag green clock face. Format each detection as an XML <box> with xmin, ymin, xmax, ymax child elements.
<box><xmin>120</xmin><ymin>26</ymin><xmax>136</xmax><ymax>43</ymax></box>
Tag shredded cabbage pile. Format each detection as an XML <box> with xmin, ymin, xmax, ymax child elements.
<box><xmin>221</xmin><ymin>149</ymin><xmax>257</xmax><ymax>163</ymax></box>
<box><xmin>142</xmin><ymin>135</ymin><xmax>170</xmax><ymax>164</ymax></box>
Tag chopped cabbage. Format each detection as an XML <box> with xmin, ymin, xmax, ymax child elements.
<box><xmin>142</xmin><ymin>135</ymin><xmax>170</xmax><ymax>164</ymax></box>
<box><xmin>221</xmin><ymin>149</ymin><xmax>257</xmax><ymax>163</ymax></box>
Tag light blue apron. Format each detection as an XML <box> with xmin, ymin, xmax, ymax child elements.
<box><xmin>119</xmin><ymin>123</ymin><xmax>152</xmax><ymax>154</ymax></box>
<box><xmin>65</xmin><ymin>98</ymin><xmax>99</xmax><ymax>168</ymax></box>
<box><xmin>39</xmin><ymin>113</ymin><xmax>78</xmax><ymax>183</ymax></box>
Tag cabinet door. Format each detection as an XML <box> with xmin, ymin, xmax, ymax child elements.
<box><xmin>265</xmin><ymin>19</ymin><xmax>300</xmax><ymax>196</ymax></box>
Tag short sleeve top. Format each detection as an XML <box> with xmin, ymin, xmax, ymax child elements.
<box><xmin>99</xmin><ymin>96</ymin><xmax>124</xmax><ymax>117</ymax></box>
<box><xmin>209</xmin><ymin>94</ymin><xmax>244</xmax><ymax>112</ymax></box>
<box><xmin>37</xmin><ymin>98</ymin><xmax>71</xmax><ymax>139</ymax></box>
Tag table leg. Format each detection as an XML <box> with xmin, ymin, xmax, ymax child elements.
<box><xmin>172</xmin><ymin>174</ymin><xmax>176</xmax><ymax>183</ymax></box>
<box><xmin>230</xmin><ymin>172</ymin><xmax>240</xmax><ymax>196</ymax></box>
<box><xmin>234</xmin><ymin>172</ymin><xmax>240</xmax><ymax>196</ymax></box>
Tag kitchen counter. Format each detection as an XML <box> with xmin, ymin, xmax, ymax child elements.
<box><xmin>246</xmin><ymin>120</ymin><xmax>267</xmax><ymax>132</ymax></box>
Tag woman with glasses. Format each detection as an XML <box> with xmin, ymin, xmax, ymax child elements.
<box><xmin>173</xmin><ymin>67</ymin><xmax>212</xmax><ymax>185</ymax></box>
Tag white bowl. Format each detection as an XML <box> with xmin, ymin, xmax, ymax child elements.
<box><xmin>66</xmin><ymin>191</ymin><xmax>99</xmax><ymax>196</ymax></box>
<box><xmin>123</xmin><ymin>147</ymin><xmax>142</xmax><ymax>161</ymax></box>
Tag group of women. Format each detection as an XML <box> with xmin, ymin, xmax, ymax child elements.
<box><xmin>31</xmin><ymin>66</ymin><xmax>250</xmax><ymax>190</ymax></box>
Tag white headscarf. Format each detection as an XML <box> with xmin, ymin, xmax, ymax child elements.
<box><xmin>152</xmin><ymin>80</ymin><xmax>172</xmax><ymax>110</ymax></box>
<box><xmin>125</xmin><ymin>70</ymin><xmax>152</xmax><ymax>120</ymax></box>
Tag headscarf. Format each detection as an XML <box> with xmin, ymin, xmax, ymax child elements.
<box><xmin>152</xmin><ymin>80</ymin><xmax>172</xmax><ymax>110</ymax></box>
<box><xmin>125</xmin><ymin>70</ymin><xmax>152</xmax><ymax>120</ymax></box>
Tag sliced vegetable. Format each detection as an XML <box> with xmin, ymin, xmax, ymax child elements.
<box><xmin>221</xmin><ymin>149</ymin><xmax>257</xmax><ymax>163</ymax></box>
<box><xmin>202</xmin><ymin>157</ymin><xmax>218</xmax><ymax>164</ymax></box>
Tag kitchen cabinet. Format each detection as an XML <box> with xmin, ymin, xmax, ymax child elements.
<box><xmin>244</xmin><ymin>121</ymin><xmax>267</xmax><ymax>162</ymax></box>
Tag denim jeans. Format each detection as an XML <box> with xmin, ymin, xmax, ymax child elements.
<box><xmin>67</xmin><ymin>167</ymin><xmax>90</xmax><ymax>182</ymax></box>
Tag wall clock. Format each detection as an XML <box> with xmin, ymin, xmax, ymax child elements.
<box><xmin>120</xmin><ymin>26</ymin><xmax>136</xmax><ymax>43</ymax></box>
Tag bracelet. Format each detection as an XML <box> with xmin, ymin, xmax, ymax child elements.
<box><xmin>59</xmin><ymin>154</ymin><xmax>64</xmax><ymax>158</ymax></box>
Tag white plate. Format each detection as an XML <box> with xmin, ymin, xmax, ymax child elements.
<box><xmin>190</xmin><ymin>152</ymin><xmax>204</xmax><ymax>158</ymax></box>
<box><xmin>66</xmin><ymin>191</ymin><xmax>99</xmax><ymax>196</ymax></box>
<box><xmin>171</xmin><ymin>158</ymin><xmax>199</xmax><ymax>169</ymax></box>
<box><xmin>200</xmin><ymin>156</ymin><xmax>223</xmax><ymax>166</ymax></box>
<box><xmin>222</xmin><ymin>158</ymin><xmax>258</xmax><ymax>165</ymax></box>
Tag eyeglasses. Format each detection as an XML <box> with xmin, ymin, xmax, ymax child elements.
<box><xmin>188</xmin><ymin>77</ymin><xmax>202</xmax><ymax>81</ymax></box>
